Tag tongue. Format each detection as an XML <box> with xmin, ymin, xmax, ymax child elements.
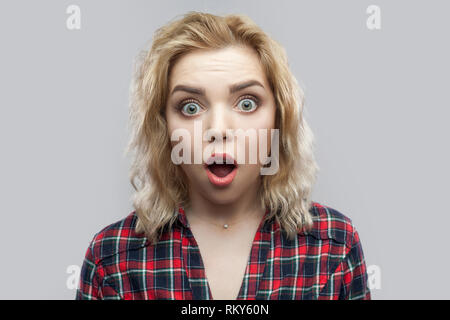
<box><xmin>209</xmin><ymin>164</ymin><xmax>234</xmax><ymax>177</ymax></box>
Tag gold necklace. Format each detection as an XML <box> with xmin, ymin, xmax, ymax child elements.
<box><xmin>186</xmin><ymin>208</ymin><xmax>264</xmax><ymax>229</ymax></box>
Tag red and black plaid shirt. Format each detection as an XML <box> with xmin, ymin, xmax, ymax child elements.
<box><xmin>76</xmin><ymin>201</ymin><xmax>371</xmax><ymax>300</ymax></box>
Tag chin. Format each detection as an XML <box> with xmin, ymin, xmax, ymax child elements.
<box><xmin>202</xmin><ymin>186</ymin><xmax>242</xmax><ymax>205</ymax></box>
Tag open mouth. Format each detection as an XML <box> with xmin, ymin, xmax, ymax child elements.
<box><xmin>204</xmin><ymin>153</ymin><xmax>238</xmax><ymax>186</ymax></box>
<box><xmin>207</xmin><ymin>162</ymin><xmax>237</xmax><ymax>177</ymax></box>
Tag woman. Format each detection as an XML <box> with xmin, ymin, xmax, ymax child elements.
<box><xmin>76</xmin><ymin>11</ymin><xmax>371</xmax><ymax>300</ymax></box>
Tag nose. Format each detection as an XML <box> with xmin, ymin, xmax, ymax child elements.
<box><xmin>204</xmin><ymin>103</ymin><xmax>232</xmax><ymax>143</ymax></box>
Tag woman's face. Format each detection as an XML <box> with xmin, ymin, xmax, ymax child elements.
<box><xmin>165</xmin><ymin>45</ymin><xmax>277</xmax><ymax>205</ymax></box>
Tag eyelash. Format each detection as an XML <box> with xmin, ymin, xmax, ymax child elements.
<box><xmin>175</xmin><ymin>94</ymin><xmax>261</xmax><ymax>115</ymax></box>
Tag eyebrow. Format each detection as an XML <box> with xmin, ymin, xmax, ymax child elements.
<box><xmin>170</xmin><ymin>80</ymin><xmax>265</xmax><ymax>97</ymax></box>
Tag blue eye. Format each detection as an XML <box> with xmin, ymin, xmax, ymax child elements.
<box><xmin>178</xmin><ymin>100</ymin><xmax>202</xmax><ymax>116</ymax></box>
<box><xmin>237</xmin><ymin>96</ymin><xmax>258</xmax><ymax>112</ymax></box>
<box><xmin>176</xmin><ymin>95</ymin><xmax>259</xmax><ymax>116</ymax></box>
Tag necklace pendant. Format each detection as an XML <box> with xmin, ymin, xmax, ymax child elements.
<box><xmin>223</xmin><ymin>224</ymin><xmax>228</xmax><ymax>229</ymax></box>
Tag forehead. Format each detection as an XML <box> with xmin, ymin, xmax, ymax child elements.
<box><xmin>168</xmin><ymin>45</ymin><xmax>268</xmax><ymax>89</ymax></box>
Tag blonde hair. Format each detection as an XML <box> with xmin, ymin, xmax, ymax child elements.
<box><xmin>125</xmin><ymin>11</ymin><xmax>320</xmax><ymax>245</ymax></box>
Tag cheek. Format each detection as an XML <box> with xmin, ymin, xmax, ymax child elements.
<box><xmin>179</xmin><ymin>164</ymin><xmax>207</xmax><ymax>189</ymax></box>
<box><xmin>249</xmin><ymin>110</ymin><xmax>277</xmax><ymax>163</ymax></box>
<box><xmin>263</xmin><ymin>105</ymin><xmax>277</xmax><ymax>129</ymax></box>
<box><xmin>179</xmin><ymin>163</ymin><xmax>192</xmax><ymax>177</ymax></box>
<box><xmin>166</xmin><ymin>118</ymin><xmax>195</xmax><ymax>150</ymax></box>
<box><xmin>236</xmin><ymin>162</ymin><xmax>263</xmax><ymax>186</ymax></box>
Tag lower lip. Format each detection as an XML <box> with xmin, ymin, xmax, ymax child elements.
<box><xmin>205</xmin><ymin>166</ymin><xmax>238</xmax><ymax>187</ymax></box>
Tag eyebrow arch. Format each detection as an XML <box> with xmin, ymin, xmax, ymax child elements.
<box><xmin>170</xmin><ymin>80</ymin><xmax>265</xmax><ymax>97</ymax></box>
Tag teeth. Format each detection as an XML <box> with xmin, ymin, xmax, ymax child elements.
<box><xmin>206</xmin><ymin>154</ymin><xmax>236</xmax><ymax>166</ymax></box>
<box><xmin>214</xmin><ymin>159</ymin><xmax>233</xmax><ymax>165</ymax></box>
<box><xmin>210</xmin><ymin>162</ymin><xmax>234</xmax><ymax>166</ymax></box>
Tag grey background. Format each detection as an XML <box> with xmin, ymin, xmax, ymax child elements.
<box><xmin>0</xmin><ymin>0</ymin><xmax>448</xmax><ymax>299</ymax></box>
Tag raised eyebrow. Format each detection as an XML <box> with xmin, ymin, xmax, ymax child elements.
<box><xmin>170</xmin><ymin>85</ymin><xmax>205</xmax><ymax>96</ymax></box>
<box><xmin>229</xmin><ymin>80</ymin><xmax>265</xmax><ymax>94</ymax></box>
<box><xmin>170</xmin><ymin>80</ymin><xmax>265</xmax><ymax>97</ymax></box>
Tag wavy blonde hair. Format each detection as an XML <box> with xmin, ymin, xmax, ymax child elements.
<box><xmin>125</xmin><ymin>11</ymin><xmax>320</xmax><ymax>245</ymax></box>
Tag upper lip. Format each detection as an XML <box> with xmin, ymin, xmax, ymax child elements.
<box><xmin>204</xmin><ymin>153</ymin><xmax>238</xmax><ymax>168</ymax></box>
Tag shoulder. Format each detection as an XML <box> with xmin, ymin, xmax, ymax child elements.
<box><xmin>87</xmin><ymin>211</ymin><xmax>148</xmax><ymax>264</ymax></box>
<box><xmin>302</xmin><ymin>201</ymin><xmax>358</xmax><ymax>249</ymax></box>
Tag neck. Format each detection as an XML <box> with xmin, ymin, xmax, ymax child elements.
<box><xmin>185</xmin><ymin>182</ymin><xmax>265</xmax><ymax>226</ymax></box>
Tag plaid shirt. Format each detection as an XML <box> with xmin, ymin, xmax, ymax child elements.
<box><xmin>76</xmin><ymin>201</ymin><xmax>371</xmax><ymax>300</ymax></box>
